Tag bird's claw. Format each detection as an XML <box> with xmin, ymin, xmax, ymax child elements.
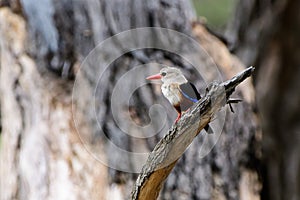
<box><xmin>175</xmin><ymin>113</ymin><xmax>181</xmax><ymax>123</ymax></box>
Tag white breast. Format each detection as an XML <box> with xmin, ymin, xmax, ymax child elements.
<box><xmin>161</xmin><ymin>84</ymin><xmax>181</xmax><ymax>105</ymax></box>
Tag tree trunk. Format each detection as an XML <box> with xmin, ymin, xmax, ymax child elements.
<box><xmin>0</xmin><ymin>0</ymin><xmax>260</xmax><ymax>200</ymax></box>
<box><xmin>227</xmin><ymin>0</ymin><xmax>300</xmax><ymax>199</ymax></box>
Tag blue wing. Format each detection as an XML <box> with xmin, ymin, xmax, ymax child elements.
<box><xmin>179</xmin><ymin>82</ymin><xmax>201</xmax><ymax>103</ymax></box>
<box><xmin>179</xmin><ymin>82</ymin><xmax>213</xmax><ymax>134</ymax></box>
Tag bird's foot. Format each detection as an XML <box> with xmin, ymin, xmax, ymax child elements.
<box><xmin>184</xmin><ymin>108</ymin><xmax>190</xmax><ymax>113</ymax></box>
<box><xmin>175</xmin><ymin>113</ymin><xmax>181</xmax><ymax>123</ymax></box>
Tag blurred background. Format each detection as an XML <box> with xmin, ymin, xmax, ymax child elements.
<box><xmin>193</xmin><ymin>0</ymin><xmax>236</xmax><ymax>30</ymax></box>
<box><xmin>0</xmin><ymin>0</ymin><xmax>299</xmax><ymax>199</ymax></box>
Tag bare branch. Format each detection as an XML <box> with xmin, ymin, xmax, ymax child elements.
<box><xmin>131</xmin><ymin>66</ymin><xmax>255</xmax><ymax>200</ymax></box>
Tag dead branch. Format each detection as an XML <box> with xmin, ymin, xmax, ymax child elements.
<box><xmin>131</xmin><ymin>66</ymin><xmax>255</xmax><ymax>200</ymax></box>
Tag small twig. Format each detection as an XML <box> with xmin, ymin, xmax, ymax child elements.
<box><xmin>131</xmin><ymin>66</ymin><xmax>255</xmax><ymax>200</ymax></box>
<box><xmin>227</xmin><ymin>99</ymin><xmax>243</xmax><ymax>113</ymax></box>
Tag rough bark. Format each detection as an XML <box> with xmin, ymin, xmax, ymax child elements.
<box><xmin>0</xmin><ymin>0</ymin><xmax>261</xmax><ymax>200</ymax></box>
<box><xmin>227</xmin><ymin>0</ymin><xmax>300</xmax><ymax>199</ymax></box>
<box><xmin>0</xmin><ymin>8</ymin><xmax>108</xmax><ymax>200</ymax></box>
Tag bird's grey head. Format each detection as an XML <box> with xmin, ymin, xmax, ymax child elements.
<box><xmin>159</xmin><ymin>67</ymin><xmax>187</xmax><ymax>84</ymax></box>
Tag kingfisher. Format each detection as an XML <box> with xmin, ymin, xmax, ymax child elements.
<box><xmin>146</xmin><ymin>67</ymin><xmax>213</xmax><ymax>134</ymax></box>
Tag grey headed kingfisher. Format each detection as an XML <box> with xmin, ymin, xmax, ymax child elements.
<box><xmin>146</xmin><ymin>67</ymin><xmax>213</xmax><ymax>134</ymax></box>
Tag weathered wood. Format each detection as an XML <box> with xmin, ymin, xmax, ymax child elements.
<box><xmin>0</xmin><ymin>8</ymin><xmax>109</xmax><ymax>200</ymax></box>
<box><xmin>131</xmin><ymin>67</ymin><xmax>255</xmax><ymax>200</ymax></box>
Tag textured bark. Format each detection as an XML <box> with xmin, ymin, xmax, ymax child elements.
<box><xmin>0</xmin><ymin>0</ymin><xmax>261</xmax><ymax>200</ymax></box>
<box><xmin>0</xmin><ymin>8</ymin><xmax>108</xmax><ymax>200</ymax></box>
<box><xmin>227</xmin><ymin>0</ymin><xmax>300</xmax><ymax>200</ymax></box>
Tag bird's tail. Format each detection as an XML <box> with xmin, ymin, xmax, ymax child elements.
<box><xmin>204</xmin><ymin>124</ymin><xmax>214</xmax><ymax>134</ymax></box>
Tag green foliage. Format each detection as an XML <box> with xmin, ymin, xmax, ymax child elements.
<box><xmin>193</xmin><ymin>0</ymin><xmax>236</xmax><ymax>29</ymax></box>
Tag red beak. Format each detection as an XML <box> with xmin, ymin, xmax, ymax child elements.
<box><xmin>146</xmin><ymin>73</ymin><xmax>162</xmax><ymax>80</ymax></box>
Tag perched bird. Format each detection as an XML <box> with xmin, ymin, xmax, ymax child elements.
<box><xmin>147</xmin><ymin>67</ymin><xmax>213</xmax><ymax>134</ymax></box>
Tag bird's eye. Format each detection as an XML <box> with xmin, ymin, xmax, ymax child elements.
<box><xmin>161</xmin><ymin>72</ymin><xmax>167</xmax><ymax>76</ymax></box>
